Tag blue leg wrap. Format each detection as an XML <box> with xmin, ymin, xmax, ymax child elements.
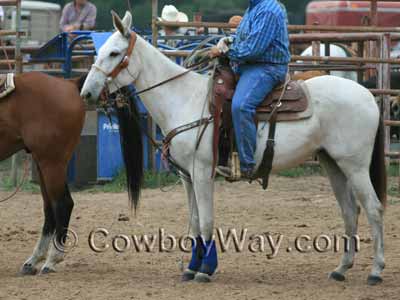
<box><xmin>198</xmin><ymin>240</ymin><xmax>218</xmax><ymax>276</ymax></box>
<box><xmin>187</xmin><ymin>236</ymin><xmax>204</xmax><ymax>272</ymax></box>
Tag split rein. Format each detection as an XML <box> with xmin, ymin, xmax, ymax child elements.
<box><xmin>93</xmin><ymin>32</ymin><xmax>217</xmax><ymax>182</ymax></box>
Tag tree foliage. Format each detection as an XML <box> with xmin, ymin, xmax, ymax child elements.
<box><xmin>46</xmin><ymin>0</ymin><xmax>312</xmax><ymax>30</ymax></box>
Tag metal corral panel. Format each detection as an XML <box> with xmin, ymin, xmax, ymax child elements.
<box><xmin>307</xmin><ymin>1</ymin><xmax>400</xmax><ymax>26</ymax></box>
<box><xmin>4</xmin><ymin>1</ymin><xmax>61</xmax><ymax>45</ymax></box>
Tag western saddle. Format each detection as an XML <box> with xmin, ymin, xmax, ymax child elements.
<box><xmin>211</xmin><ymin>62</ymin><xmax>312</xmax><ymax>189</ymax></box>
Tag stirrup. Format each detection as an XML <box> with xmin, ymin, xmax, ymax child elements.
<box><xmin>216</xmin><ymin>152</ymin><xmax>254</xmax><ymax>182</ymax></box>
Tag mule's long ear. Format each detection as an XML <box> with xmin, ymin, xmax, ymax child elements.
<box><xmin>112</xmin><ymin>10</ymin><xmax>132</xmax><ymax>37</ymax></box>
<box><xmin>122</xmin><ymin>11</ymin><xmax>133</xmax><ymax>32</ymax></box>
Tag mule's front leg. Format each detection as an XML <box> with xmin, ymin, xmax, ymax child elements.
<box><xmin>181</xmin><ymin>180</ymin><xmax>202</xmax><ymax>281</ymax></box>
<box><xmin>192</xmin><ymin>175</ymin><xmax>217</xmax><ymax>283</ymax></box>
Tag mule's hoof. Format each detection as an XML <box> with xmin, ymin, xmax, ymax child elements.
<box><xmin>329</xmin><ymin>271</ymin><xmax>346</xmax><ymax>282</ymax></box>
<box><xmin>182</xmin><ymin>270</ymin><xmax>196</xmax><ymax>282</ymax></box>
<box><xmin>194</xmin><ymin>272</ymin><xmax>212</xmax><ymax>283</ymax></box>
<box><xmin>367</xmin><ymin>275</ymin><xmax>383</xmax><ymax>286</ymax></box>
<box><xmin>20</xmin><ymin>264</ymin><xmax>38</xmax><ymax>276</ymax></box>
<box><xmin>39</xmin><ymin>267</ymin><xmax>56</xmax><ymax>275</ymax></box>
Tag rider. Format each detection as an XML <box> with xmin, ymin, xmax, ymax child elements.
<box><xmin>210</xmin><ymin>0</ymin><xmax>291</xmax><ymax>178</ymax></box>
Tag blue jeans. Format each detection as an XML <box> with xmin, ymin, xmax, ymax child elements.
<box><xmin>232</xmin><ymin>64</ymin><xmax>288</xmax><ymax>172</ymax></box>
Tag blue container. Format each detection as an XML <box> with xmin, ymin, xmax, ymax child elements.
<box><xmin>97</xmin><ymin>112</ymin><xmax>124</xmax><ymax>181</ymax></box>
<box><xmin>96</xmin><ymin>111</ymin><xmax>166</xmax><ymax>181</ymax></box>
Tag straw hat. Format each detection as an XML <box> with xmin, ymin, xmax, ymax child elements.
<box><xmin>160</xmin><ymin>5</ymin><xmax>188</xmax><ymax>22</ymax></box>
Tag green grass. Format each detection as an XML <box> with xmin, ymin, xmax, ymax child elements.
<box><xmin>1</xmin><ymin>175</ymin><xmax>40</xmax><ymax>193</ymax></box>
<box><xmin>277</xmin><ymin>164</ymin><xmax>323</xmax><ymax>178</ymax></box>
<box><xmin>83</xmin><ymin>169</ymin><xmax>181</xmax><ymax>193</ymax></box>
<box><xmin>388</xmin><ymin>184</ymin><xmax>399</xmax><ymax>199</ymax></box>
<box><xmin>1</xmin><ymin>164</ymin><xmax>399</xmax><ymax>195</ymax></box>
<box><xmin>0</xmin><ymin>158</ymin><xmax>11</xmax><ymax>171</ymax></box>
<box><xmin>388</xmin><ymin>163</ymin><xmax>400</xmax><ymax>177</ymax></box>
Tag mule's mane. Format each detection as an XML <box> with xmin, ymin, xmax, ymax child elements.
<box><xmin>135</xmin><ymin>34</ymin><xmax>206</xmax><ymax>80</ymax></box>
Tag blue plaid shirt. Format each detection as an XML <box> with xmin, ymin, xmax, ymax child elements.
<box><xmin>228</xmin><ymin>0</ymin><xmax>291</xmax><ymax>65</ymax></box>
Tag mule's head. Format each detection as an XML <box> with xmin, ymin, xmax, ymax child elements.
<box><xmin>81</xmin><ymin>11</ymin><xmax>142</xmax><ymax>102</ymax></box>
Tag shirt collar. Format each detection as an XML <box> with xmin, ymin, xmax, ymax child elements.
<box><xmin>249</xmin><ymin>0</ymin><xmax>263</xmax><ymax>8</ymax></box>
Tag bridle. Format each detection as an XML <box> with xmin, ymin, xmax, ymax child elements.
<box><xmin>92</xmin><ymin>31</ymin><xmax>138</xmax><ymax>79</ymax></box>
<box><xmin>91</xmin><ymin>30</ymin><xmax>214</xmax><ymax>97</ymax></box>
<box><xmin>90</xmin><ymin>30</ymin><xmax>216</xmax><ymax>180</ymax></box>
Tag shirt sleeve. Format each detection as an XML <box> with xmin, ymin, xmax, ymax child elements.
<box><xmin>228</xmin><ymin>11</ymin><xmax>278</xmax><ymax>61</ymax></box>
<box><xmin>81</xmin><ymin>5</ymin><xmax>97</xmax><ymax>30</ymax></box>
<box><xmin>59</xmin><ymin>4</ymin><xmax>70</xmax><ymax>31</ymax></box>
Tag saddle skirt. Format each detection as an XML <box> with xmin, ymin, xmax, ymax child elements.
<box><xmin>0</xmin><ymin>73</ymin><xmax>15</xmax><ymax>99</ymax></box>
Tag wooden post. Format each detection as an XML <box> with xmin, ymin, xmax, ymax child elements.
<box><xmin>311</xmin><ymin>41</ymin><xmax>320</xmax><ymax>66</ymax></box>
<box><xmin>15</xmin><ymin>0</ymin><xmax>22</xmax><ymax>74</ymax></box>
<box><xmin>370</xmin><ymin>0</ymin><xmax>378</xmax><ymax>27</ymax></box>
<box><xmin>378</xmin><ymin>33</ymin><xmax>391</xmax><ymax>166</ymax></box>
<box><xmin>148</xmin><ymin>0</ymin><xmax>158</xmax><ymax>172</ymax></box>
<box><xmin>324</xmin><ymin>42</ymin><xmax>330</xmax><ymax>75</ymax></box>
<box><xmin>357</xmin><ymin>41</ymin><xmax>364</xmax><ymax>83</ymax></box>
<box><xmin>10</xmin><ymin>0</ymin><xmax>22</xmax><ymax>186</ymax></box>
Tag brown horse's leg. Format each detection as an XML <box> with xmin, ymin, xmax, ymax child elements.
<box><xmin>31</xmin><ymin>161</ymin><xmax>74</xmax><ymax>274</ymax></box>
<box><xmin>20</xmin><ymin>162</ymin><xmax>56</xmax><ymax>275</ymax></box>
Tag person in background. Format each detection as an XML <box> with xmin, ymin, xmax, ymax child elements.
<box><xmin>159</xmin><ymin>5</ymin><xmax>189</xmax><ymax>47</ymax></box>
<box><xmin>60</xmin><ymin>0</ymin><xmax>97</xmax><ymax>32</ymax></box>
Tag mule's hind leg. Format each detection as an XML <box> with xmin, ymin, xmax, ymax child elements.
<box><xmin>343</xmin><ymin>169</ymin><xmax>385</xmax><ymax>285</ymax></box>
<box><xmin>36</xmin><ymin>162</ymin><xmax>74</xmax><ymax>274</ymax></box>
<box><xmin>21</xmin><ymin>163</ymin><xmax>55</xmax><ymax>275</ymax></box>
<box><xmin>318</xmin><ymin>151</ymin><xmax>360</xmax><ymax>281</ymax></box>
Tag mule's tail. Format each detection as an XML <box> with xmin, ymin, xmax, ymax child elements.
<box><xmin>115</xmin><ymin>96</ymin><xmax>144</xmax><ymax>212</ymax></box>
<box><xmin>370</xmin><ymin>116</ymin><xmax>387</xmax><ymax>208</ymax></box>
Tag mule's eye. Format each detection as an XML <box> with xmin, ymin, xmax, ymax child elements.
<box><xmin>110</xmin><ymin>51</ymin><xmax>120</xmax><ymax>57</ymax></box>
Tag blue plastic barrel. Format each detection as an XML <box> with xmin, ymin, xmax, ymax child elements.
<box><xmin>97</xmin><ymin>112</ymin><xmax>124</xmax><ymax>181</ymax></box>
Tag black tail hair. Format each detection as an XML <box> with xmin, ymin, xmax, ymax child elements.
<box><xmin>114</xmin><ymin>94</ymin><xmax>144</xmax><ymax>212</ymax></box>
<box><xmin>370</xmin><ymin>116</ymin><xmax>387</xmax><ymax>208</ymax></box>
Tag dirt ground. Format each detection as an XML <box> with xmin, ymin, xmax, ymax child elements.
<box><xmin>0</xmin><ymin>175</ymin><xmax>399</xmax><ymax>300</ymax></box>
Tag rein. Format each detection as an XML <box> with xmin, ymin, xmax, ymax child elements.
<box><xmin>132</xmin><ymin>56</ymin><xmax>214</xmax><ymax>97</ymax></box>
<box><xmin>92</xmin><ymin>30</ymin><xmax>215</xmax><ymax>98</ymax></box>
<box><xmin>94</xmin><ymin>31</ymin><xmax>216</xmax><ymax>180</ymax></box>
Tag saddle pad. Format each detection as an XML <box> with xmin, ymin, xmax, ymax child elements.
<box><xmin>257</xmin><ymin>81</ymin><xmax>307</xmax><ymax>113</ymax></box>
<box><xmin>0</xmin><ymin>73</ymin><xmax>15</xmax><ymax>99</ymax></box>
<box><xmin>256</xmin><ymin>81</ymin><xmax>313</xmax><ymax>122</ymax></box>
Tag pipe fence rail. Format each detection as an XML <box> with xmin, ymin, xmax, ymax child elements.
<box><xmin>151</xmin><ymin>0</ymin><xmax>400</xmax><ymax>167</ymax></box>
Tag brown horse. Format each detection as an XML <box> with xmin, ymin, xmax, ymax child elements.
<box><xmin>0</xmin><ymin>72</ymin><xmax>85</xmax><ymax>275</ymax></box>
<box><xmin>0</xmin><ymin>71</ymin><xmax>144</xmax><ymax>275</ymax></box>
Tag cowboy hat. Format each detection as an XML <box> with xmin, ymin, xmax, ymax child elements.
<box><xmin>160</xmin><ymin>5</ymin><xmax>188</xmax><ymax>22</ymax></box>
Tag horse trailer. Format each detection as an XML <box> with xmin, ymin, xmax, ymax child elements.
<box><xmin>3</xmin><ymin>1</ymin><xmax>61</xmax><ymax>46</ymax></box>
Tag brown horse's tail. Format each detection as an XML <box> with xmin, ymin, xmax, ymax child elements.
<box><xmin>370</xmin><ymin>116</ymin><xmax>387</xmax><ymax>208</ymax></box>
